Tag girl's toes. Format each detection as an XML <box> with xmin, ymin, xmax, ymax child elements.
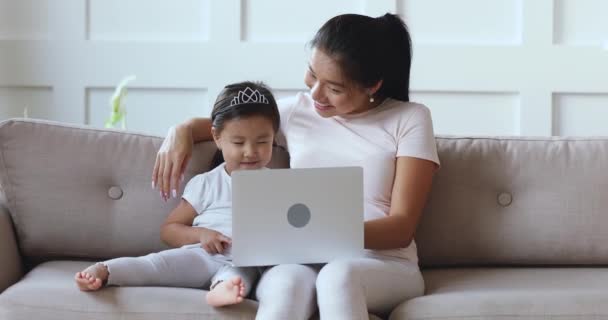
<box><xmin>92</xmin><ymin>278</ymin><xmax>102</xmax><ymax>289</ymax></box>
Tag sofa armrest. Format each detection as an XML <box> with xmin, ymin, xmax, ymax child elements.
<box><xmin>0</xmin><ymin>191</ymin><xmax>22</xmax><ymax>293</ymax></box>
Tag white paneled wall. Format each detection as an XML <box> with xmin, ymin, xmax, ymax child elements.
<box><xmin>88</xmin><ymin>0</ymin><xmax>212</xmax><ymax>42</ymax></box>
<box><xmin>410</xmin><ymin>91</ymin><xmax>520</xmax><ymax>135</ymax></box>
<box><xmin>0</xmin><ymin>87</ymin><xmax>52</xmax><ymax>119</ymax></box>
<box><xmin>87</xmin><ymin>88</ymin><xmax>208</xmax><ymax>137</ymax></box>
<box><xmin>243</xmin><ymin>0</ymin><xmax>366</xmax><ymax>42</ymax></box>
<box><xmin>400</xmin><ymin>0</ymin><xmax>523</xmax><ymax>45</ymax></box>
<box><xmin>553</xmin><ymin>94</ymin><xmax>608</xmax><ymax>136</ymax></box>
<box><xmin>554</xmin><ymin>0</ymin><xmax>608</xmax><ymax>46</ymax></box>
<box><xmin>0</xmin><ymin>0</ymin><xmax>607</xmax><ymax>136</ymax></box>
<box><xmin>0</xmin><ymin>0</ymin><xmax>51</xmax><ymax>40</ymax></box>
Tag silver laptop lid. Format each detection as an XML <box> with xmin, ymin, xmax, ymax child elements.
<box><xmin>232</xmin><ymin>167</ymin><xmax>364</xmax><ymax>266</ymax></box>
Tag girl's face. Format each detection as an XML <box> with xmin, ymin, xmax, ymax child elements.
<box><xmin>304</xmin><ymin>48</ymin><xmax>380</xmax><ymax>118</ymax></box>
<box><xmin>212</xmin><ymin>115</ymin><xmax>275</xmax><ymax>175</ymax></box>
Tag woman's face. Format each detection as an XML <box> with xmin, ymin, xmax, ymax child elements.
<box><xmin>304</xmin><ymin>48</ymin><xmax>377</xmax><ymax>118</ymax></box>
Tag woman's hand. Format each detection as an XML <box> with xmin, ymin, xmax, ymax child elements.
<box><xmin>199</xmin><ymin>228</ymin><xmax>232</xmax><ymax>255</ymax></box>
<box><xmin>153</xmin><ymin>124</ymin><xmax>193</xmax><ymax>201</ymax></box>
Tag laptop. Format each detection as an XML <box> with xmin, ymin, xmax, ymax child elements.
<box><xmin>231</xmin><ymin>166</ymin><xmax>364</xmax><ymax>267</ymax></box>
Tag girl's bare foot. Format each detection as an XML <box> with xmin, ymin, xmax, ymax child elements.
<box><xmin>206</xmin><ymin>276</ymin><xmax>246</xmax><ymax>307</ymax></box>
<box><xmin>74</xmin><ymin>263</ymin><xmax>109</xmax><ymax>291</ymax></box>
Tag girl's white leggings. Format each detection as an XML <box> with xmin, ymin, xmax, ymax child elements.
<box><xmin>102</xmin><ymin>245</ymin><xmax>258</xmax><ymax>296</ymax></box>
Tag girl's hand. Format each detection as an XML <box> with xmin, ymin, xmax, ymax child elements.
<box><xmin>199</xmin><ymin>229</ymin><xmax>232</xmax><ymax>255</ymax></box>
<box><xmin>152</xmin><ymin>124</ymin><xmax>193</xmax><ymax>201</ymax></box>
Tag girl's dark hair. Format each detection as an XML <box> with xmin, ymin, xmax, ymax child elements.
<box><xmin>310</xmin><ymin>13</ymin><xmax>412</xmax><ymax>102</ymax></box>
<box><xmin>209</xmin><ymin>81</ymin><xmax>280</xmax><ymax>169</ymax></box>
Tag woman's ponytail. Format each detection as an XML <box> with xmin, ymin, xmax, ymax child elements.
<box><xmin>375</xmin><ymin>13</ymin><xmax>412</xmax><ymax>101</ymax></box>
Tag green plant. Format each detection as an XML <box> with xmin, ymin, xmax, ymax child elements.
<box><xmin>105</xmin><ymin>75</ymin><xmax>136</xmax><ymax>129</ymax></box>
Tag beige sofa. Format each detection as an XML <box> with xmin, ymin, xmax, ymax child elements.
<box><xmin>2</xmin><ymin>118</ymin><xmax>608</xmax><ymax>320</ymax></box>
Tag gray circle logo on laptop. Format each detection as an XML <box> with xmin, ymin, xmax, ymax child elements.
<box><xmin>287</xmin><ymin>203</ymin><xmax>311</xmax><ymax>228</ymax></box>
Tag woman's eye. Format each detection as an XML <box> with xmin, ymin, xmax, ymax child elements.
<box><xmin>233</xmin><ymin>142</ymin><xmax>244</xmax><ymax>145</ymax></box>
<box><xmin>330</xmin><ymin>88</ymin><xmax>342</xmax><ymax>94</ymax></box>
<box><xmin>258</xmin><ymin>141</ymin><xmax>269</xmax><ymax>144</ymax></box>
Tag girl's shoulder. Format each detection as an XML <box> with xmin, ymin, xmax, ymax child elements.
<box><xmin>184</xmin><ymin>172</ymin><xmax>208</xmax><ymax>190</ymax></box>
<box><xmin>186</xmin><ymin>163</ymin><xmax>226</xmax><ymax>187</ymax></box>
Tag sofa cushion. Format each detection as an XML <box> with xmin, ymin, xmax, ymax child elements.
<box><xmin>417</xmin><ymin>136</ymin><xmax>608</xmax><ymax>266</ymax></box>
<box><xmin>0</xmin><ymin>261</ymin><xmax>258</xmax><ymax>320</ymax></box>
<box><xmin>0</xmin><ymin>261</ymin><xmax>383</xmax><ymax>320</ymax></box>
<box><xmin>390</xmin><ymin>267</ymin><xmax>608</xmax><ymax>320</ymax></box>
<box><xmin>0</xmin><ymin>119</ymin><xmax>289</xmax><ymax>260</ymax></box>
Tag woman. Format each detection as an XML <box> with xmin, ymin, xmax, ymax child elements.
<box><xmin>153</xmin><ymin>13</ymin><xmax>439</xmax><ymax>320</ymax></box>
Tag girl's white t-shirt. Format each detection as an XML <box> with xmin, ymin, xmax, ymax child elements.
<box><xmin>276</xmin><ymin>92</ymin><xmax>440</xmax><ymax>262</ymax></box>
<box><xmin>182</xmin><ymin>162</ymin><xmax>233</xmax><ymax>240</ymax></box>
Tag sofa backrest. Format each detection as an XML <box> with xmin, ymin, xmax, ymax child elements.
<box><xmin>3</xmin><ymin>119</ymin><xmax>608</xmax><ymax>266</ymax></box>
<box><xmin>416</xmin><ymin>136</ymin><xmax>608</xmax><ymax>267</ymax></box>
<box><xmin>0</xmin><ymin>119</ymin><xmax>289</xmax><ymax>260</ymax></box>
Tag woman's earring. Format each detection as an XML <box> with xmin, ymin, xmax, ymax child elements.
<box><xmin>369</xmin><ymin>95</ymin><xmax>375</xmax><ymax>103</ymax></box>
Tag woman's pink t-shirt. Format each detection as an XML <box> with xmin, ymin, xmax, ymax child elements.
<box><xmin>276</xmin><ymin>92</ymin><xmax>440</xmax><ymax>262</ymax></box>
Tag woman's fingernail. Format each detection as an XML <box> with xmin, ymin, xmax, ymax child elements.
<box><xmin>172</xmin><ymin>189</ymin><xmax>177</xmax><ymax>198</ymax></box>
<box><xmin>151</xmin><ymin>181</ymin><xmax>155</xmax><ymax>189</ymax></box>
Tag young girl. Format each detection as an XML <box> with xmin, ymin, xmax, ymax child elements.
<box><xmin>75</xmin><ymin>81</ymin><xmax>280</xmax><ymax>307</ymax></box>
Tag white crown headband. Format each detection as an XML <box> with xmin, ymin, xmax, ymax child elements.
<box><xmin>230</xmin><ymin>87</ymin><xmax>269</xmax><ymax>106</ymax></box>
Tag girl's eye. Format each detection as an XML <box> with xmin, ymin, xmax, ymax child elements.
<box><xmin>233</xmin><ymin>142</ymin><xmax>244</xmax><ymax>145</ymax></box>
<box><xmin>258</xmin><ymin>141</ymin><xmax>269</xmax><ymax>144</ymax></box>
<box><xmin>330</xmin><ymin>88</ymin><xmax>342</xmax><ymax>94</ymax></box>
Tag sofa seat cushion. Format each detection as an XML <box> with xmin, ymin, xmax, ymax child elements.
<box><xmin>0</xmin><ymin>260</ymin><xmax>383</xmax><ymax>320</ymax></box>
<box><xmin>0</xmin><ymin>261</ymin><xmax>258</xmax><ymax>320</ymax></box>
<box><xmin>390</xmin><ymin>268</ymin><xmax>608</xmax><ymax>320</ymax></box>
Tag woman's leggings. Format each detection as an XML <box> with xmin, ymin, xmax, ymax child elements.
<box><xmin>254</xmin><ymin>257</ymin><xmax>424</xmax><ymax>320</ymax></box>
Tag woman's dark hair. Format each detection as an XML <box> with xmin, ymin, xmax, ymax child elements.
<box><xmin>310</xmin><ymin>13</ymin><xmax>412</xmax><ymax>102</ymax></box>
<box><xmin>209</xmin><ymin>81</ymin><xmax>280</xmax><ymax>169</ymax></box>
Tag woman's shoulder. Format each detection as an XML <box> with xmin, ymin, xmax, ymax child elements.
<box><xmin>384</xmin><ymin>99</ymin><xmax>430</xmax><ymax>116</ymax></box>
<box><xmin>277</xmin><ymin>92</ymin><xmax>313</xmax><ymax>133</ymax></box>
<box><xmin>373</xmin><ymin>99</ymin><xmax>432</xmax><ymax>126</ymax></box>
